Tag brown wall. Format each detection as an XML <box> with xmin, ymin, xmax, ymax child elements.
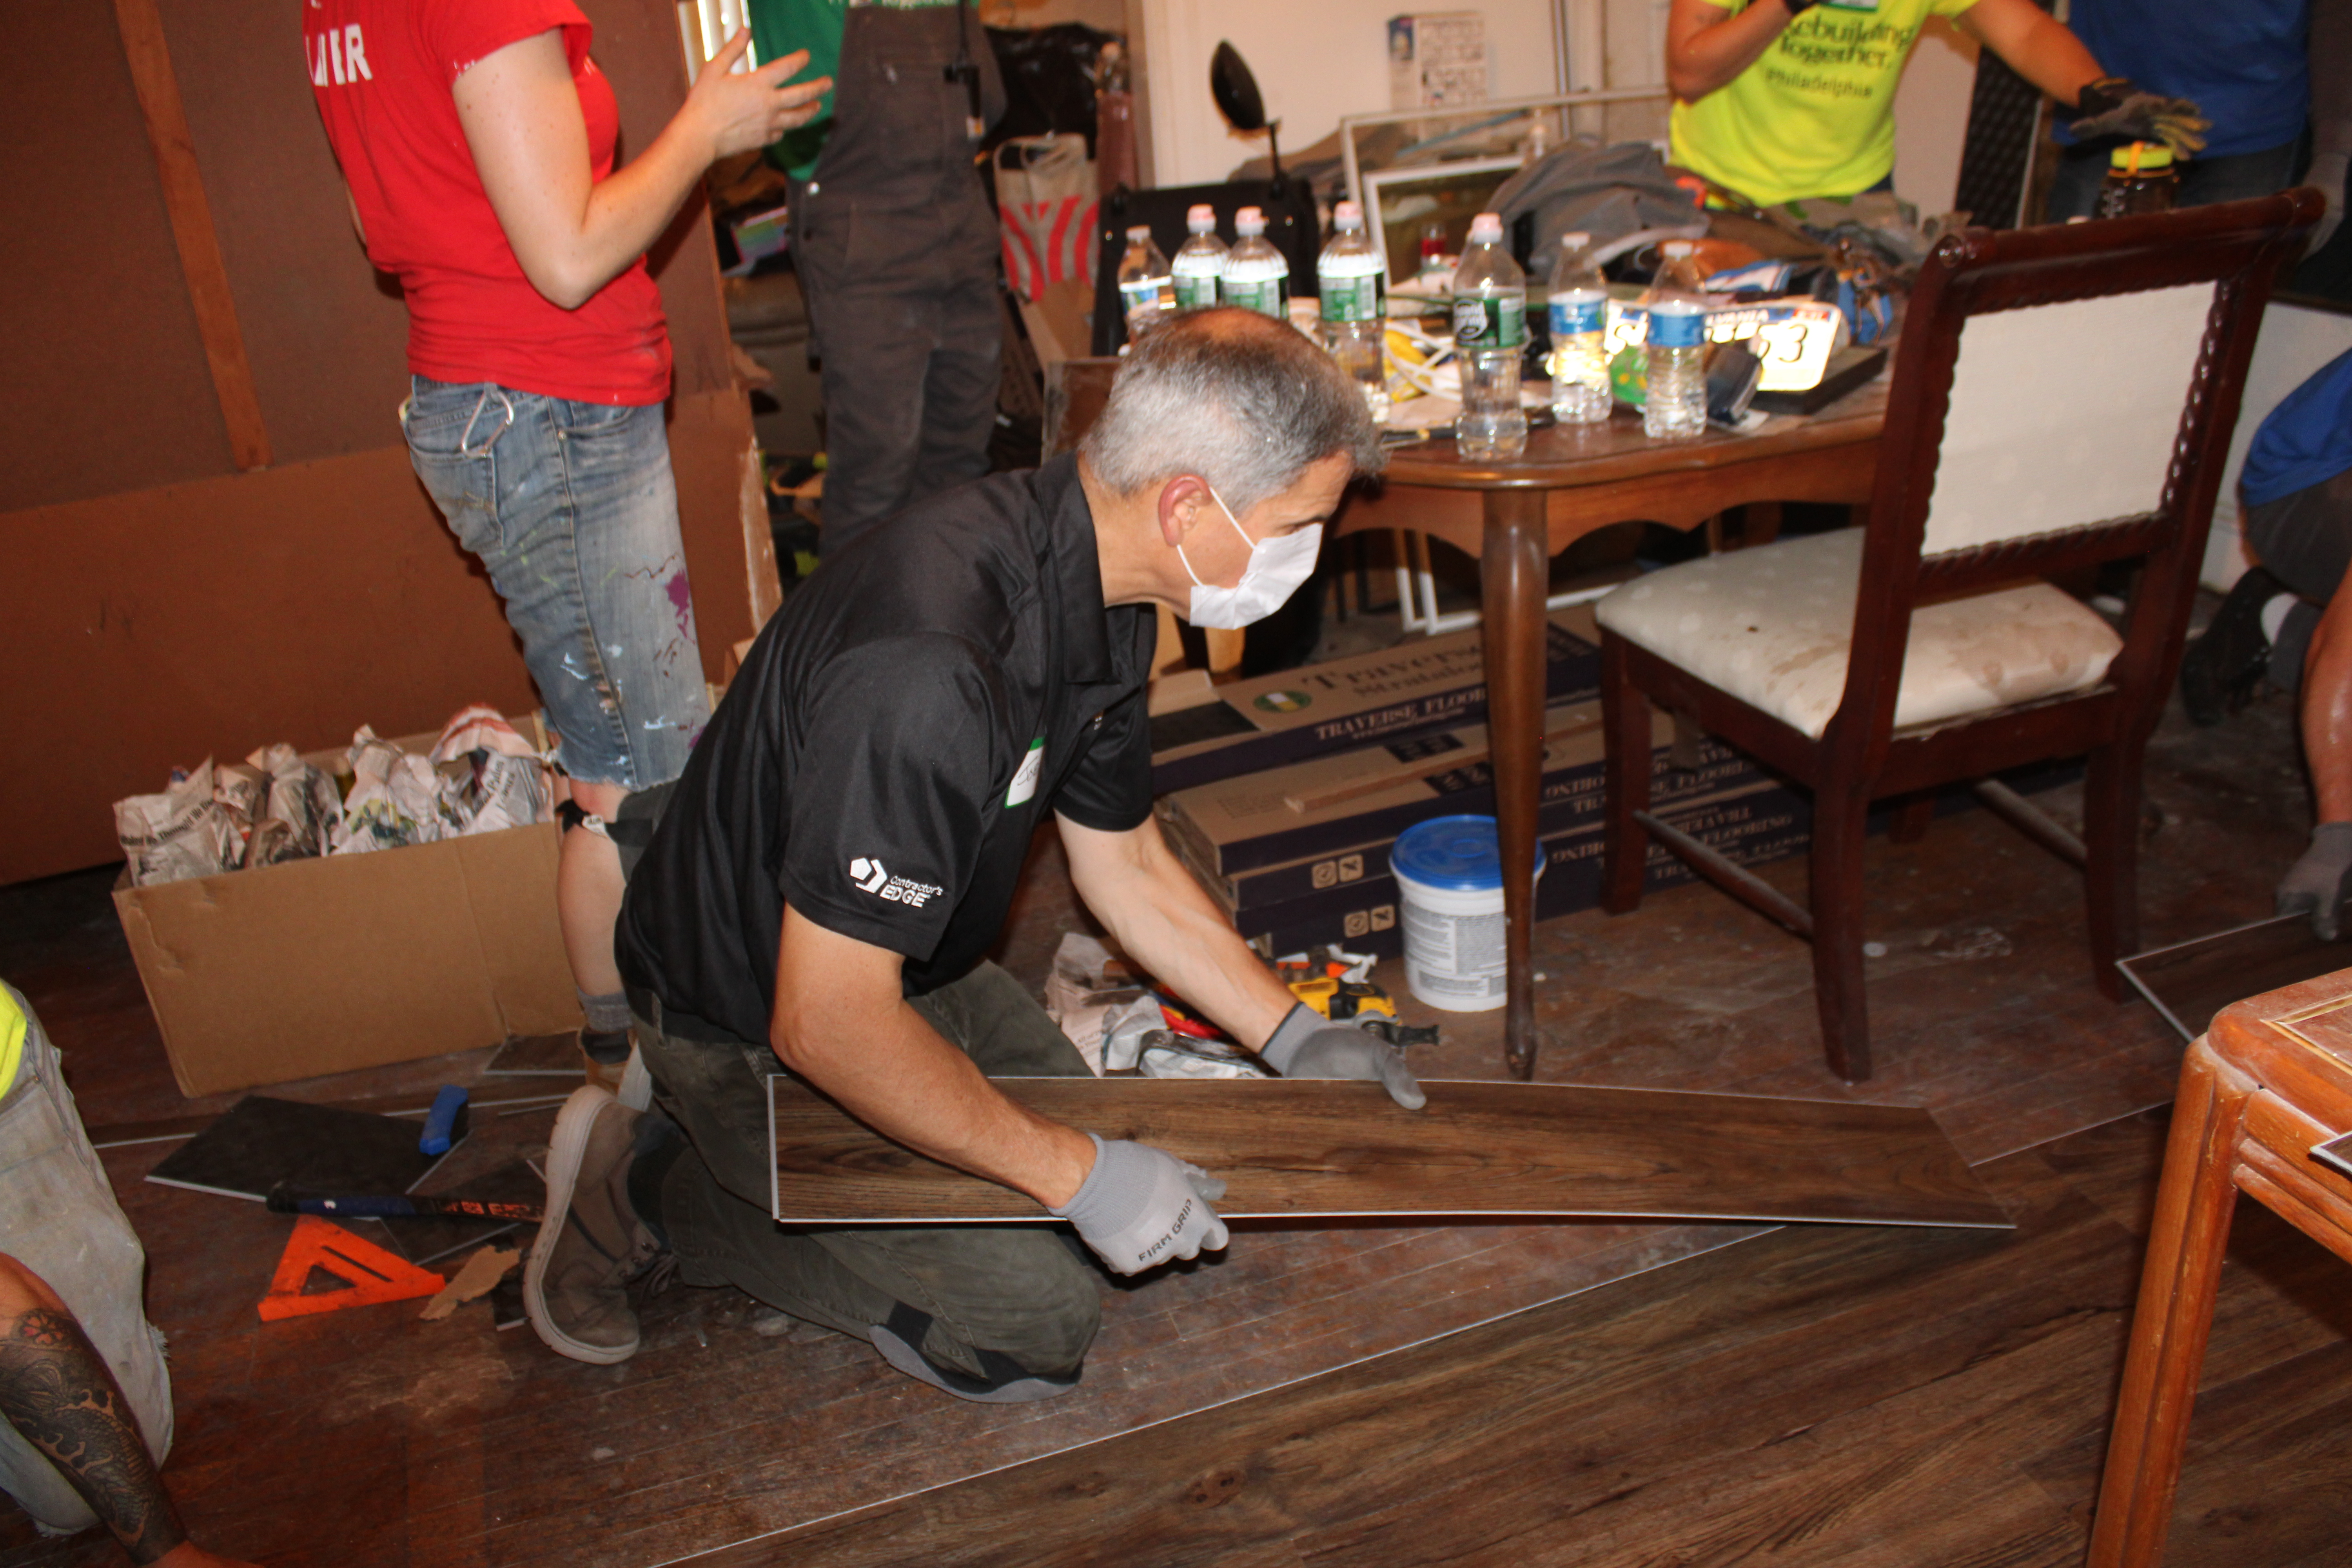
<box><xmin>0</xmin><ymin>0</ymin><xmax>763</xmax><ymax>885</ymax></box>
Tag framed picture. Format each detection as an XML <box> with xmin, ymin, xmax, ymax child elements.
<box><xmin>1360</xmin><ymin>156</ymin><xmax>1525</xmax><ymax>291</ymax></box>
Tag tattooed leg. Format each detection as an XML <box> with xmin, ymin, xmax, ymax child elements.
<box><xmin>0</xmin><ymin>1258</ymin><xmax>186</xmax><ymax>1565</ymax></box>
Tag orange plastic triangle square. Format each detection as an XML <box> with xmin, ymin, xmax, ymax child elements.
<box><xmin>259</xmin><ymin>1216</ymin><xmax>446</xmax><ymax>1321</ymax></box>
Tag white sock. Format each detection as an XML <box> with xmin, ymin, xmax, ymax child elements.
<box><xmin>2260</xmin><ymin>593</ymin><xmax>2295</xmax><ymax>645</ymax></box>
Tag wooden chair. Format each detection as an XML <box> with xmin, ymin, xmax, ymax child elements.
<box><xmin>1595</xmin><ymin>193</ymin><xmax>2321</xmax><ymax>1082</ymax></box>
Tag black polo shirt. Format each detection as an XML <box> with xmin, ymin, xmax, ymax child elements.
<box><xmin>615</xmin><ymin>454</ymin><xmax>1154</xmax><ymax>1045</ymax></box>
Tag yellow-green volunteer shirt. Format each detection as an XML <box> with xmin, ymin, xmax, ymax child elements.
<box><xmin>1670</xmin><ymin>0</ymin><xmax>1977</xmax><ymax>206</ymax></box>
<box><xmin>0</xmin><ymin>987</ymin><xmax>24</xmax><ymax>1100</ymax></box>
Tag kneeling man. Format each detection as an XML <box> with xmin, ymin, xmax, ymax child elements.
<box><xmin>524</xmin><ymin>308</ymin><xmax>1424</xmax><ymax>1399</ymax></box>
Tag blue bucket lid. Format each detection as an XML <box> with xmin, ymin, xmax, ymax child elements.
<box><xmin>1389</xmin><ymin>814</ymin><xmax>1540</xmax><ymax>893</ymax></box>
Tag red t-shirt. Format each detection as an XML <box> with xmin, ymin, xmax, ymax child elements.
<box><xmin>305</xmin><ymin>0</ymin><xmax>672</xmax><ymax>405</ymax></box>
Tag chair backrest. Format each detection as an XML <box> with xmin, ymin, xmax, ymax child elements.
<box><xmin>1922</xmin><ymin>283</ymin><xmax>2215</xmax><ymax>555</ymax></box>
<box><xmin>1832</xmin><ymin>192</ymin><xmax>2319</xmax><ymax>751</ymax></box>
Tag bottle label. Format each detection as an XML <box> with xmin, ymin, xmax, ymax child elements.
<box><xmin>1549</xmin><ymin>291</ymin><xmax>1605</xmax><ymax>336</ymax></box>
<box><xmin>1120</xmin><ymin>278</ymin><xmax>1172</xmax><ymax>318</ymax></box>
<box><xmin>1172</xmin><ymin>273</ymin><xmax>1220</xmax><ymax>310</ymax></box>
<box><xmin>1454</xmin><ymin>295</ymin><xmax>1526</xmax><ymax>349</ymax></box>
<box><xmin>1223</xmin><ymin>278</ymin><xmax>1289</xmax><ymax>317</ymax></box>
<box><xmin>1319</xmin><ymin>270</ymin><xmax>1383</xmax><ymax>323</ymax></box>
<box><xmin>1649</xmin><ymin>306</ymin><xmax>1708</xmax><ymax>349</ymax></box>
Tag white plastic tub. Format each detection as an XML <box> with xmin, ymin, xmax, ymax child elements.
<box><xmin>1390</xmin><ymin>814</ymin><xmax>1542</xmax><ymax>1012</ymax></box>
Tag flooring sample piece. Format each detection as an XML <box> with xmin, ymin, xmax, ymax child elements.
<box><xmin>2119</xmin><ymin>914</ymin><xmax>2347</xmax><ymax>1040</ymax></box>
<box><xmin>146</xmin><ymin>1094</ymin><xmax>452</xmax><ymax>1201</ymax></box>
<box><xmin>771</xmin><ymin>1078</ymin><xmax>2008</xmax><ymax>1228</ymax></box>
<box><xmin>483</xmin><ymin>1031</ymin><xmax>583</xmax><ymax>1077</ymax></box>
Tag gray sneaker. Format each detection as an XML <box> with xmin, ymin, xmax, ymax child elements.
<box><xmin>525</xmin><ymin>1085</ymin><xmax>664</xmax><ymax>1364</ymax></box>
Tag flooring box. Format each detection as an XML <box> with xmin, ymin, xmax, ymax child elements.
<box><xmin>1149</xmin><ymin>606</ymin><xmax>1601</xmax><ymax>795</ymax></box>
<box><xmin>113</xmin><ymin>733</ymin><xmax>578</xmax><ymax>1098</ymax></box>
<box><xmin>1158</xmin><ymin>699</ymin><xmax>1767</xmax><ymax>880</ymax></box>
<box><xmin>1228</xmin><ymin>782</ymin><xmax>1812</xmax><ymax>959</ymax></box>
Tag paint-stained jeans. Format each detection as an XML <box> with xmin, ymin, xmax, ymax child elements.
<box><xmin>0</xmin><ymin>984</ymin><xmax>174</xmax><ymax>1535</ymax></box>
<box><xmin>631</xmin><ymin>961</ymin><xmax>1102</xmax><ymax>1382</ymax></box>
<box><xmin>401</xmin><ymin>378</ymin><xmax>710</xmax><ymax>789</ymax></box>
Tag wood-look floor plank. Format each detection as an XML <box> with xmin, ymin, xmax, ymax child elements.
<box><xmin>772</xmin><ymin>1078</ymin><xmax>2007</xmax><ymax>1227</ymax></box>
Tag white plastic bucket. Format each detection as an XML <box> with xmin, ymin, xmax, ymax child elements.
<box><xmin>1390</xmin><ymin>814</ymin><xmax>1542</xmax><ymax>1012</ymax></box>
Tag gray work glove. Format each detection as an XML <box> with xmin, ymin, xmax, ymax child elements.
<box><xmin>1048</xmin><ymin>1133</ymin><xmax>1228</xmax><ymax>1275</ymax></box>
<box><xmin>2279</xmin><ymin>822</ymin><xmax>2352</xmax><ymax>942</ymax></box>
<box><xmin>2066</xmin><ymin>77</ymin><xmax>2209</xmax><ymax>159</ymax></box>
<box><xmin>1260</xmin><ymin>1002</ymin><xmax>1428</xmax><ymax>1111</ymax></box>
<box><xmin>2305</xmin><ymin>152</ymin><xmax>2348</xmax><ymax>256</ymax></box>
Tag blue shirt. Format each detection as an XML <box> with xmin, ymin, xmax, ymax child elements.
<box><xmin>2243</xmin><ymin>349</ymin><xmax>2352</xmax><ymax>508</ymax></box>
<box><xmin>2062</xmin><ymin>0</ymin><xmax>2309</xmax><ymax>159</ymax></box>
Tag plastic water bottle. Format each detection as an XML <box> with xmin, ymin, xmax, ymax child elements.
<box><xmin>1452</xmin><ymin>212</ymin><xmax>1527</xmax><ymax>460</ymax></box>
<box><xmin>1221</xmin><ymin>207</ymin><xmax>1289</xmax><ymax>318</ymax></box>
<box><xmin>1547</xmin><ymin>231</ymin><xmax>1610</xmax><ymax>426</ymax></box>
<box><xmin>1116</xmin><ymin>226</ymin><xmax>1174</xmax><ymax>343</ymax></box>
<box><xmin>1644</xmin><ymin>298</ymin><xmax>1708</xmax><ymax>440</ymax></box>
<box><xmin>1318</xmin><ymin>201</ymin><xmax>1388</xmax><ymax>424</ymax></box>
<box><xmin>1171</xmin><ymin>205</ymin><xmax>1226</xmax><ymax>311</ymax></box>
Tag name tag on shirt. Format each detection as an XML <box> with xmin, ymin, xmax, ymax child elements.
<box><xmin>1006</xmin><ymin>738</ymin><xmax>1045</xmax><ymax>806</ymax></box>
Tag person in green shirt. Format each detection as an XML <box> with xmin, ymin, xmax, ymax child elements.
<box><xmin>1666</xmin><ymin>0</ymin><xmax>2203</xmax><ymax>209</ymax></box>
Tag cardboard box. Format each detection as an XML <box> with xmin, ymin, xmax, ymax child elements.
<box><xmin>1148</xmin><ymin>607</ymin><xmax>1600</xmax><ymax>795</ymax></box>
<box><xmin>1157</xmin><ymin>698</ymin><xmax>1766</xmax><ymax>879</ymax></box>
<box><xmin>113</xmin><ymin>734</ymin><xmax>580</xmax><ymax>1097</ymax></box>
<box><xmin>1230</xmin><ymin>783</ymin><xmax>1812</xmax><ymax>959</ymax></box>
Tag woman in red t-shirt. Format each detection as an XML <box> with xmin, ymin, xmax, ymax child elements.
<box><xmin>307</xmin><ymin>3</ymin><xmax>825</xmax><ymax>1084</ymax></box>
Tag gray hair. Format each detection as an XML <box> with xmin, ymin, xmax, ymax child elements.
<box><xmin>1080</xmin><ymin>306</ymin><xmax>1385</xmax><ymax>514</ymax></box>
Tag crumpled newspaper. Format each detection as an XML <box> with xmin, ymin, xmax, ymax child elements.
<box><xmin>116</xmin><ymin>760</ymin><xmax>244</xmax><ymax>887</ymax></box>
<box><xmin>1138</xmin><ymin>1031</ymin><xmax>1271</xmax><ymax>1080</ymax></box>
<box><xmin>428</xmin><ymin>704</ymin><xmax>548</xmax><ymax>837</ymax></box>
<box><xmin>244</xmin><ymin>743</ymin><xmax>343</xmax><ymax>868</ymax></box>
<box><xmin>1041</xmin><ymin>933</ymin><xmax>1137</xmax><ymax>1076</ymax></box>
<box><xmin>332</xmin><ymin>727</ymin><xmax>444</xmax><ymax>855</ymax></box>
<box><xmin>331</xmin><ymin>709</ymin><xmax>550</xmax><ymax>854</ymax></box>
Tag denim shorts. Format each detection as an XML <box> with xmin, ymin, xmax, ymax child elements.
<box><xmin>1</xmin><ymin>985</ymin><xmax>174</xmax><ymax>1534</ymax></box>
<box><xmin>401</xmin><ymin>377</ymin><xmax>711</xmax><ymax>790</ymax></box>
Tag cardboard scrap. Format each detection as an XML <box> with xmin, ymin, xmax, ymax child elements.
<box><xmin>420</xmin><ymin>1247</ymin><xmax>519</xmax><ymax>1321</ymax></box>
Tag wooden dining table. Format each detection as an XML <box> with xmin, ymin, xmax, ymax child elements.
<box><xmin>1334</xmin><ymin>380</ymin><xmax>1890</xmax><ymax>1078</ymax></box>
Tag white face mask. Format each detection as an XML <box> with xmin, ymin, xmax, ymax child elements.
<box><xmin>1178</xmin><ymin>485</ymin><xmax>1323</xmax><ymax>630</ymax></box>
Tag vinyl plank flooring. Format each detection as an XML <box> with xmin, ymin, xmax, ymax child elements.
<box><xmin>771</xmin><ymin>1078</ymin><xmax>2006</xmax><ymax>1227</ymax></box>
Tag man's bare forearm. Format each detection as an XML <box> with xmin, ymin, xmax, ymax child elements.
<box><xmin>0</xmin><ymin>1304</ymin><xmax>186</xmax><ymax>1565</ymax></box>
<box><xmin>1668</xmin><ymin>0</ymin><xmax>1794</xmax><ymax>102</ymax></box>
<box><xmin>1058</xmin><ymin>816</ymin><xmax>1295</xmax><ymax>1053</ymax></box>
<box><xmin>770</xmin><ymin>908</ymin><xmax>1096</xmax><ymax>1207</ymax></box>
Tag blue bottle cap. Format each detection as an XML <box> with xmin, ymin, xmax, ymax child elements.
<box><xmin>1390</xmin><ymin>814</ymin><xmax>1542</xmax><ymax>893</ymax></box>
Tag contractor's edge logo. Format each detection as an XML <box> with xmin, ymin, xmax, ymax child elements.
<box><xmin>848</xmin><ymin>857</ymin><xmax>944</xmax><ymax>909</ymax></box>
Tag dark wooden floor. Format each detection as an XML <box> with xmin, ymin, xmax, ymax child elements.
<box><xmin>697</xmin><ymin>1110</ymin><xmax>2352</xmax><ymax>1568</ymax></box>
<box><xmin>3</xmin><ymin>640</ymin><xmax>2347</xmax><ymax>1567</ymax></box>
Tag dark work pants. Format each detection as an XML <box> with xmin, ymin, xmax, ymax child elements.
<box><xmin>800</xmin><ymin>257</ymin><xmax>1001</xmax><ymax>552</ymax></box>
<box><xmin>631</xmin><ymin>960</ymin><xmax>1100</xmax><ymax>1380</ymax></box>
<box><xmin>788</xmin><ymin>2</ymin><xmax>1006</xmax><ymax>554</ymax></box>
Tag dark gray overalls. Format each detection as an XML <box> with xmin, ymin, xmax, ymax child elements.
<box><xmin>790</xmin><ymin>2</ymin><xmax>1006</xmax><ymax>553</ymax></box>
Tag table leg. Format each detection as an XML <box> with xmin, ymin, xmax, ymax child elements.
<box><xmin>2087</xmin><ymin>1038</ymin><xmax>2253</xmax><ymax>1567</ymax></box>
<box><xmin>1483</xmin><ymin>489</ymin><xmax>1549</xmax><ymax>1080</ymax></box>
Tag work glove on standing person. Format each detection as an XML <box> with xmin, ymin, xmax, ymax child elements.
<box><xmin>2279</xmin><ymin>822</ymin><xmax>2352</xmax><ymax>942</ymax></box>
<box><xmin>1259</xmin><ymin>1002</ymin><xmax>1428</xmax><ymax>1110</ymax></box>
<box><xmin>2065</xmin><ymin>78</ymin><xmax>2210</xmax><ymax>160</ymax></box>
<box><xmin>1050</xmin><ymin>1133</ymin><xmax>1229</xmax><ymax>1274</ymax></box>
